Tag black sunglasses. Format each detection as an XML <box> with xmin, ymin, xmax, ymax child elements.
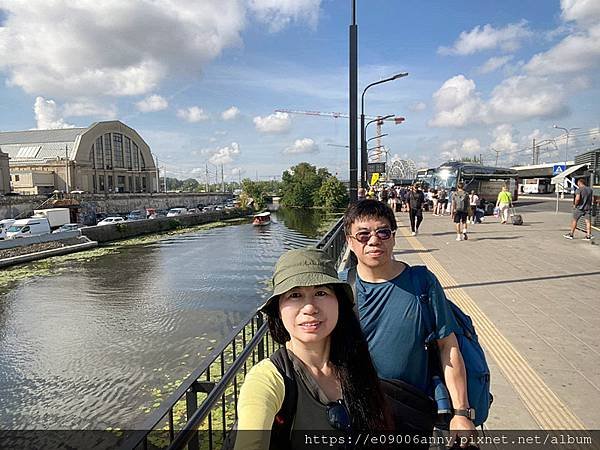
<box><xmin>349</xmin><ymin>228</ymin><xmax>394</xmax><ymax>244</ymax></box>
<box><xmin>326</xmin><ymin>399</ymin><xmax>352</xmax><ymax>432</ymax></box>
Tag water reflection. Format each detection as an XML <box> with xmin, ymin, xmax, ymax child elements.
<box><xmin>0</xmin><ymin>209</ymin><xmax>336</xmax><ymax>429</ymax></box>
<box><xmin>274</xmin><ymin>208</ymin><xmax>342</xmax><ymax>238</ymax></box>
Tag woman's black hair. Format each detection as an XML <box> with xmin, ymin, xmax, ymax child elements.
<box><xmin>264</xmin><ymin>285</ymin><xmax>392</xmax><ymax>431</ymax></box>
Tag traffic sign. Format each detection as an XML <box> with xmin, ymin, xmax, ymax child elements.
<box><xmin>553</xmin><ymin>165</ymin><xmax>566</xmax><ymax>175</ymax></box>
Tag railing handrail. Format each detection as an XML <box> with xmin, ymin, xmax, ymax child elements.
<box><xmin>122</xmin><ymin>215</ymin><xmax>347</xmax><ymax>450</ymax></box>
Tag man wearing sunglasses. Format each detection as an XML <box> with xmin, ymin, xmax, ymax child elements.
<box><xmin>342</xmin><ymin>200</ymin><xmax>477</xmax><ymax>443</ymax></box>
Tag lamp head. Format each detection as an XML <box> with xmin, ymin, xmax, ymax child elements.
<box><xmin>392</xmin><ymin>72</ymin><xmax>409</xmax><ymax>80</ymax></box>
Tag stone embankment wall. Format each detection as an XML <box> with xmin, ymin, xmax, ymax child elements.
<box><xmin>0</xmin><ymin>192</ymin><xmax>231</xmax><ymax>220</ymax></box>
<box><xmin>81</xmin><ymin>208</ymin><xmax>250</xmax><ymax>243</ymax></box>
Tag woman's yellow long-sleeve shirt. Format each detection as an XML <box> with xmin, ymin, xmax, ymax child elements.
<box><xmin>233</xmin><ymin>359</ymin><xmax>285</xmax><ymax>450</ymax></box>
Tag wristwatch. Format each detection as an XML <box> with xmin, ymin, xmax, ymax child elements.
<box><xmin>453</xmin><ymin>408</ymin><xmax>476</xmax><ymax>421</ymax></box>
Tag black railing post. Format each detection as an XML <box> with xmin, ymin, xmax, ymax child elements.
<box><xmin>186</xmin><ymin>387</ymin><xmax>200</xmax><ymax>450</ymax></box>
<box><xmin>256</xmin><ymin>314</ymin><xmax>265</xmax><ymax>361</ymax></box>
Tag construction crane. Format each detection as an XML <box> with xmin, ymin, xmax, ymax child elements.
<box><xmin>275</xmin><ymin>109</ymin><xmax>405</xmax><ymax>123</ymax></box>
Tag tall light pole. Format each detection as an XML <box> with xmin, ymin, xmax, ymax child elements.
<box><xmin>349</xmin><ymin>0</ymin><xmax>358</xmax><ymax>202</ymax></box>
<box><xmin>361</xmin><ymin>72</ymin><xmax>408</xmax><ymax>188</ymax></box>
<box><xmin>490</xmin><ymin>148</ymin><xmax>501</xmax><ymax>166</ymax></box>
<box><xmin>553</xmin><ymin>125</ymin><xmax>581</xmax><ymax>167</ymax></box>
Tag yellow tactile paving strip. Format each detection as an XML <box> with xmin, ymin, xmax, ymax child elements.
<box><xmin>396</xmin><ymin>221</ymin><xmax>587</xmax><ymax>431</ymax></box>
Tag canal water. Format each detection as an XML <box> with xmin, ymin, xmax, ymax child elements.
<box><xmin>0</xmin><ymin>209</ymin><xmax>340</xmax><ymax>430</ymax></box>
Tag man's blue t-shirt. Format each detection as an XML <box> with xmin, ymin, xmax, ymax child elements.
<box><xmin>342</xmin><ymin>265</ymin><xmax>459</xmax><ymax>393</ymax></box>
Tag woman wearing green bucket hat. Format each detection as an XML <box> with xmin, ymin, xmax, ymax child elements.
<box><xmin>234</xmin><ymin>247</ymin><xmax>391</xmax><ymax>449</ymax></box>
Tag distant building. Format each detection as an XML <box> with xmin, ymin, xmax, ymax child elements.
<box><xmin>0</xmin><ymin>120</ymin><xmax>158</xmax><ymax>195</ymax></box>
<box><xmin>0</xmin><ymin>148</ymin><xmax>10</xmax><ymax>194</ymax></box>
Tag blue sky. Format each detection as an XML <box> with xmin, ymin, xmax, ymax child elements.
<box><xmin>1</xmin><ymin>0</ymin><xmax>599</xmax><ymax>183</ymax></box>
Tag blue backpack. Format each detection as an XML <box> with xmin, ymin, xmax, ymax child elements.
<box><xmin>410</xmin><ymin>265</ymin><xmax>492</xmax><ymax>426</ymax></box>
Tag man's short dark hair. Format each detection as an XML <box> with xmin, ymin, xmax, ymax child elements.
<box><xmin>343</xmin><ymin>199</ymin><xmax>397</xmax><ymax>235</ymax></box>
<box><xmin>577</xmin><ymin>178</ymin><xmax>587</xmax><ymax>186</ymax></box>
<box><xmin>457</xmin><ymin>182</ymin><xmax>464</xmax><ymax>189</ymax></box>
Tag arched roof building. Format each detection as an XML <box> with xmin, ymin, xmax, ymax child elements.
<box><xmin>0</xmin><ymin>120</ymin><xmax>157</xmax><ymax>194</ymax></box>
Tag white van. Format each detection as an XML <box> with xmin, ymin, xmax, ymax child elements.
<box><xmin>166</xmin><ymin>207</ymin><xmax>187</xmax><ymax>217</ymax></box>
<box><xmin>0</xmin><ymin>219</ymin><xmax>16</xmax><ymax>240</ymax></box>
<box><xmin>5</xmin><ymin>217</ymin><xmax>51</xmax><ymax>239</ymax></box>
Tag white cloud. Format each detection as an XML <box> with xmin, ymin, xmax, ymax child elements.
<box><xmin>248</xmin><ymin>0</ymin><xmax>321</xmax><ymax>32</ymax></box>
<box><xmin>253</xmin><ymin>112</ymin><xmax>291</xmax><ymax>133</ymax></box>
<box><xmin>430</xmin><ymin>74</ymin><xmax>570</xmax><ymax>127</ymax></box>
<box><xmin>283</xmin><ymin>138</ymin><xmax>318</xmax><ymax>154</ymax></box>
<box><xmin>429</xmin><ymin>75</ymin><xmax>487</xmax><ymax>127</ymax></box>
<box><xmin>63</xmin><ymin>99</ymin><xmax>117</xmax><ymax>118</ymax></box>
<box><xmin>524</xmin><ymin>24</ymin><xmax>600</xmax><ymax>75</ymax></box>
<box><xmin>561</xmin><ymin>0</ymin><xmax>600</xmax><ymax>27</ymax></box>
<box><xmin>440</xmin><ymin>138</ymin><xmax>481</xmax><ymax>160</ymax></box>
<box><xmin>409</xmin><ymin>101</ymin><xmax>427</xmax><ymax>112</ymax></box>
<box><xmin>33</xmin><ymin>97</ymin><xmax>74</xmax><ymax>129</ymax></box>
<box><xmin>438</xmin><ymin>20</ymin><xmax>532</xmax><ymax>55</ymax></box>
<box><xmin>488</xmin><ymin>75</ymin><xmax>569</xmax><ymax>120</ymax></box>
<box><xmin>136</xmin><ymin>94</ymin><xmax>168</xmax><ymax>112</ymax></box>
<box><xmin>209</xmin><ymin>142</ymin><xmax>240</xmax><ymax>165</ymax></box>
<box><xmin>231</xmin><ymin>167</ymin><xmax>245</xmax><ymax>177</ymax></box>
<box><xmin>221</xmin><ymin>106</ymin><xmax>240</xmax><ymax>120</ymax></box>
<box><xmin>491</xmin><ymin>124</ymin><xmax>519</xmax><ymax>152</ymax></box>
<box><xmin>177</xmin><ymin>106</ymin><xmax>209</xmax><ymax>123</ymax></box>
<box><xmin>478</xmin><ymin>55</ymin><xmax>514</xmax><ymax>74</ymax></box>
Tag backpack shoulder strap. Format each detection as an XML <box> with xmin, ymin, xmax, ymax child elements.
<box><xmin>269</xmin><ymin>348</ymin><xmax>297</xmax><ymax>448</ymax></box>
<box><xmin>346</xmin><ymin>265</ymin><xmax>358</xmax><ymax>316</ymax></box>
<box><xmin>409</xmin><ymin>265</ymin><xmax>435</xmax><ymax>342</ymax></box>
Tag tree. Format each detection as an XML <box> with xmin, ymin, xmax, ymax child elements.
<box><xmin>315</xmin><ymin>176</ymin><xmax>349</xmax><ymax>208</ymax></box>
<box><xmin>280</xmin><ymin>162</ymin><xmax>347</xmax><ymax>208</ymax></box>
<box><xmin>181</xmin><ymin>178</ymin><xmax>200</xmax><ymax>191</ymax></box>
<box><xmin>241</xmin><ymin>179</ymin><xmax>269</xmax><ymax>210</ymax></box>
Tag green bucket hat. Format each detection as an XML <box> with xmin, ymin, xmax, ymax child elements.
<box><xmin>260</xmin><ymin>247</ymin><xmax>355</xmax><ymax>312</ymax></box>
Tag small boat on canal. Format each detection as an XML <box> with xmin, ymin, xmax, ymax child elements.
<box><xmin>252</xmin><ymin>212</ymin><xmax>271</xmax><ymax>226</ymax></box>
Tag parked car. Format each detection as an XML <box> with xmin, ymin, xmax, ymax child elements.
<box><xmin>6</xmin><ymin>217</ymin><xmax>51</xmax><ymax>239</ymax></box>
<box><xmin>97</xmin><ymin>217</ymin><xmax>126</xmax><ymax>226</ymax></box>
<box><xmin>0</xmin><ymin>219</ymin><xmax>16</xmax><ymax>240</ymax></box>
<box><xmin>127</xmin><ymin>210</ymin><xmax>146</xmax><ymax>221</ymax></box>
<box><xmin>166</xmin><ymin>207</ymin><xmax>187</xmax><ymax>217</ymax></box>
<box><xmin>187</xmin><ymin>208</ymin><xmax>199</xmax><ymax>215</ymax></box>
<box><xmin>52</xmin><ymin>223</ymin><xmax>80</xmax><ymax>233</ymax></box>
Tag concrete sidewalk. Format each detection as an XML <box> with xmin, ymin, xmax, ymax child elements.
<box><xmin>392</xmin><ymin>206</ymin><xmax>600</xmax><ymax>430</ymax></box>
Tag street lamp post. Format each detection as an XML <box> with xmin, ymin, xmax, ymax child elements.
<box><xmin>364</xmin><ymin>115</ymin><xmax>393</xmax><ymax>184</ymax></box>
<box><xmin>349</xmin><ymin>0</ymin><xmax>358</xmax><ymax>202</ymax></box>
<box><xmin>553</xmin><ymin>125</ymin><xmax>581</xmax><ymax>198</ymax></box>
<box><xmin>360</xmin><ymin>72</ymin><xmax>408</xmax><ymax>188</ymax></box>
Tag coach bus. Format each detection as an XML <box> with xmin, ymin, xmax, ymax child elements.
<box><xmin>429</xmin><ymin>161</ymin><xmax>519</xmax><ymax>202</ymax></box>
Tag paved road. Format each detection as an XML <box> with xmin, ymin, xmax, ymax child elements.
<box><xmin>392</xmin><ymin>202</ymin><xmax>599</xmax><ymax>431</ymax></box>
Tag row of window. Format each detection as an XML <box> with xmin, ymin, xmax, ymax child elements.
<box><xmin>89</xmin><ymin>133</ymin><xmax>146</xmax><ymax>171</ymax></box>
<box><xmin>92</xmin><ymin>174</ymin><xmax>148</xmax><ymax>193</ymax></box>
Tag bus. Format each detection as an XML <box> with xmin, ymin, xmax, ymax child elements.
<box><xmin>520</xmin><ymin>177</ymin><xmax>554</xmax><ymax>194</ymax></box>
<box><xmin>428</xmin><ymin>161</ymin><xmax>519</xmax><ymax>202</ymax></box>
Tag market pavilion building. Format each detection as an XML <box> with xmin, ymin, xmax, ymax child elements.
<box><xmin>0</xmin><ymin>120</ymin><xmax>158</xmax><ymax>195</ymax></box>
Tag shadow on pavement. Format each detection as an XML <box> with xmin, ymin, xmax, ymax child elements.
<box><xmin>445</xmin><ymin>270</ymin><xmax>600</xmax><ymax>290</ymax></box>
<box><xmin>474</xmin><ymin>236</ymin><xmax>522</xmax><ymax>241</ymax></box>
<box><xmin>395</xmin><ymin>248</ymin><xmax>439</xmax><ymax>255</ymax></box>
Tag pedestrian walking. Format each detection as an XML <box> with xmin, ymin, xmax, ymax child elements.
<box><xmin>437</xmin><ymin>189</ymin><xmax>448</xmax><ymax>215</ymax></box>
<box><xmin>452</xmin><ymin>182</ymin><xmax>469</xmax><ymax>241</ymax></box>
<box><xmin>468</xmin><ymin>191</ymin><xmax>479</xmax><ymax>224</ymax></box>
<box><xmin>357</xmin><ymin>187</ymin><xmax>367</xmax><ymax>201</ymax></box>
<box><xmin>234</xmin><ymin>248</ymin><xmax>391</xmax><ymax>449</ymax></box>
<box><xmin>495</xmin><ymin>185</ymin><xmax>512</xmax><ymax>224</ymax></box>
<box><xmin>408</xmin><ymin>184</ymin><xmax>425</xmax><ymax>236</ymax></box>
<box><xmin>342</xmin><ymin>200</ymin><xmax>477</xmax><ymax>446</ymax></box>
<box><xmin>564</xmin><ymin>178</ymin><xmax>595</xmax><ymax>240</ymax></box>
<box><xmin>431</xmin><ymin>188</ymin><xmax>439</xmax><ymax>216</ymax></box>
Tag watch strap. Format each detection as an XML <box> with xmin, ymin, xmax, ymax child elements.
<box><xmin>453</xmin><ymin>408</ymin><xmax>475</xmax><ymax>420</ymax></box>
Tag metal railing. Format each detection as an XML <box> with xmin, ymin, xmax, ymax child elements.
<box><xmin>122</xmin><ymin>216</ymin><xmax>347</xmax><ymax>450</ymax></box>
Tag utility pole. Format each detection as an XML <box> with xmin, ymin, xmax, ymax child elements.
<box><xmin>349</xmin><ymin>0</ymin><xmax>358</xmax><ymax>202</ymax></box>
<box><xmin>221</xmin><ymin>164</ymin><xmax>225</xmax><ymax>192</ymax></box>
<box><xmin>205</xmin><ymin>164</ymin><xmax>209</xmax><ymax>192</ymax></box>
<box><xmin>65</xmin><ymin>144</ymin><xmax>70</xmax><ymax>193</ymax></box>
<box><xmin>163</xmin><ymin>165</ymin><xmax>167</xmax><ymax>193</ymax></box>
<box><xmin>155</xmin><ymin>156</ymin><xmax>160</xmax><ymax>193</ymax></box>
<box><xmin>491</xmin><ymin>149</ymin><xmax>501</xmax><ymax>166</ymax></box>
<box><xmin>532</xmin><ymin>138</ymin><xmax>536</xmax><ymax>165</ymax></box>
